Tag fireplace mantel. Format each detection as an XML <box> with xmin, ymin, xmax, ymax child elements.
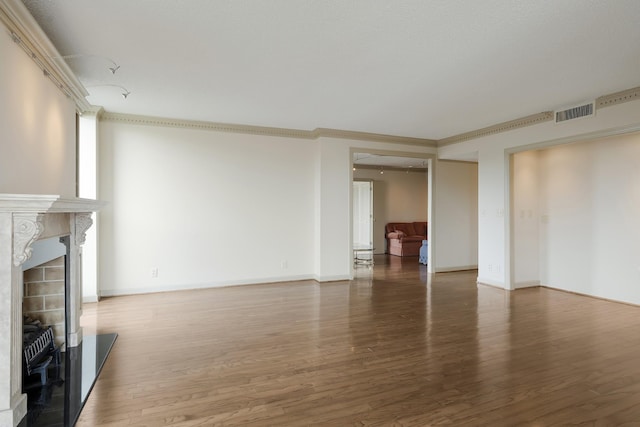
<box><xmin>0</xmin><ymin>194</ymin><xmax>105</xmax><ymax>426</ymax></box>
<box><xmin>0</xmin><ymin>193</ymin><xmax>105</xmax><ymax>212</ymax></box>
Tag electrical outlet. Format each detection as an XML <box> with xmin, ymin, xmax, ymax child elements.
<box><xmin>281</xmin><ymin>260</ymin><xmax>288</xmax><ymax>269</ymax></box>
<box><xmin>488</xmin><ymin>264</ymin><xmax>493</xmax><ymax>272</ymax></box>
<box><xmin>151</xmin><ymin>267</ymin><xmax>158</xmax><ymax>278</ymax></box>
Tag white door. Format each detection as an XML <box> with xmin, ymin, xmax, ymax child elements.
<box><xmin>353</xmin><ymin>180</ymin><xmax>373</xmax><ymax>250</ymax></box>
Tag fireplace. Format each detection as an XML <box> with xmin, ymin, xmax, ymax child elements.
<box><xmin>23</xmin><ymin>246</ymin><xmax>67</xmax><ymax>350</ymax></box>
<box><xmin>0</xmin><ymin>194</ymin><xmax>104</xmax><ymax>427</ymax></box>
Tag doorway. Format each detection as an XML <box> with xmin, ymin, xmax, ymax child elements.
<box><xmin>351</xmin><ymin>151</ymin><xmax>432</xmax><ymax>269</ymax></box>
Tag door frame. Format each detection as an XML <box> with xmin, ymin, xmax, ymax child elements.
<box><xmin>349</xmin><ymin>148</ymin><xmax>435</xmax><ymax>274</ymax></box>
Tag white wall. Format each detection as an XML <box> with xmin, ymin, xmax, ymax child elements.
<box><xmin>0</xmin><ymin>25</ymin><xmax>77</xmax><ymax>197</ymax></box>
<box><xmin>98</xmin><ymin>121</ymin><xmax>318</xmax><ymax>295</ymax></box>
<box><xmin>316</xmin><ymin>138</ymin><xmax>352</xmax><ymax>281</ymax></box>
<box><xmin>512</xmin><ymin>151</ymin><xmax>539</xmax><ymax>287</ymax></box>
<box><xmin>476</xmin><ymin>146</ymin><xmax>508</xmax><ymax>286</ymax></box>
<box><xmin>98</xmin><ymin>123</ymin><xmax>436</xmax><ymax>294</ymax></box>
<box><xmin>352</xmin><ymin>168</ymin><xmax>428</xmax><ymax>254</ymax></box>
<box><xmin>537</xmin><ymin>132</ymin><xmax>640</xmax><ymax>304</ymax></box>
<box><xmin>79</xmin><ymin>112</ymin><xmax>100</xmax><ymax>302</ymax></box>
<box><xmin>433</xmin><ymin>160</ymin><xmax>478</xmax><ymax>271</ymax></box>
<box><xmin>439</xmin><ymin>98</ymin><xmax>640</xmax><ymax>294</ymax></box>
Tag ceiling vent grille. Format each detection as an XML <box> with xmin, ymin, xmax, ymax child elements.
<box><xmin>555</xmin><ymin>102</ymin><xmax>595</xmax><ymax>123</ymax></box>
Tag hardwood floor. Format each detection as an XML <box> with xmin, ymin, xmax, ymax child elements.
<box><xmin>77</xmin><ymin>256</ymin><xmax>640</xmax><ymax>426</ymax></box>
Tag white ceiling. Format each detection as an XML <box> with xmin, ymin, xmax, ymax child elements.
<box><xmin>21</xmin><ymin>0</ymin><xmax>640</xmax><ymax>141</ymax></box>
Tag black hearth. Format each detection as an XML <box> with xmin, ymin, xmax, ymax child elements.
<box><xmin>19</xmin><ymin>333</ymin><xmax>117</xmax><ymax>427</ymax></box>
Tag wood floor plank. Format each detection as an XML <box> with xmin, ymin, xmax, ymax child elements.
<box><xmin>76</xmin><ymin>256</ymin><xmax>640</xmax><ymax>426</ymax></box>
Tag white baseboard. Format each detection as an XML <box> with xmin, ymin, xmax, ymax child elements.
<box><xmin>83</xmin><ymin>295</ymin><xmax>99</xmax><ymax>303</ymax></box>
<box><xmin>434</xmin><ymin>265</ymin><xmax>478</xmax><ymax>273</ymax></box>
<box><xmin>99</xmin><ymin>274</ymin><xmax>317</xmax><ymax>297</ymax></box>
<box><xmin>478</xmin><ymin>279</ymin><xmax>542</xmax><ymax>291</ymax></box>
<box><xmin>314</xmin><ymin>274</ymin><xmax>352</xmax><ymax>282</ymax></box>
<box><xmin>539</xmin><ymin>284</ymin><xmax>640</xmax><ymax>307</ymax></box>
<box><xmin>515</xmin><ymin>280</ymin><xmax>541</xmax><ymax>289</ymax></box>
<box><xmin>477</xmin><ymin>277</ymin><xmax>505</xmax><ymax>289</ymax></box>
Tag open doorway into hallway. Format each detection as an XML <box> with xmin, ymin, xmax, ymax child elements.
<box><xmin>351</xmin><ymin>151</ymin><xmax>432</xmax><ymax>272</ymax></box>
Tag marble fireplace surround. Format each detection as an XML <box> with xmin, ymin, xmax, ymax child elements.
<box><xmin>0</xmin><ymin>194</ymin><xmax>104</xmax><ymax>427</ymax></box>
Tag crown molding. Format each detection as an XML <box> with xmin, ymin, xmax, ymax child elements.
<box><xmin>439</xmin><ymin>86</ymin><xmax>640</xmax><ymax>147</ymax></box>
<box><xmin>314</xmin><ymin>128</ymin><xmax>437</xmax><ymax>147</ymax></box>
<box><xmin>438</xmin><ymin>112</ymin><xmax>554</xmax><ymax>147</ymax></box>
<box><xmin>100</xmin><ymin>112</ymin><xmax>438</xmax><ymax>146</ymax></box>
<box><xmin>101</xmin><ymin>112</ymin><xmax>314</xmax><ymax>139</ymax></box>
<box><xmin>597</xmin><ymin>86</ymin><xmax>640</xmax><ymax>109</ymax></box>
<box><xmin>81</xmin><ymin>106</ymin><xmax>104</xmax><ymax>117</ymax></box>
<box><xmin>6</xmin><ymin>0</ymin><xmax>631</xmax><ymax>151</ymax></box>
<box><xmin>102</xmin><ymin>84</ymin><xmax>640</xmax><ymax>148</ymax></box>
<box><xmin>0</xmin><ymin>0</ymin><xmax>90</xmax><ymax>111</ymax></box>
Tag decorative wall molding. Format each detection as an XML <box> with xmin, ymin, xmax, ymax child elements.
<box><xmin>438</xmin><ymin>112</ymin><xmax>554</xmax><ymax>146</ymax></box>
<box><xmin>101</xmin><ymin>112</ymin><xmax>312</xmax><ymax>139</ymax></box>
<box><xmin>0</xmin><ymin>0</ymin><xmax>90</xmax><ymax>111</ymax></box>
<box><xmin>6</xmin><ymin>0</ymin><xmax>637</xmax><ymax>150</ymax></box>
<box><xmin>439</xmin><ymin>86</ymin><xmax>640</xmax><ymax>147</ymax></box>
<box><xmin>100</xmin><ymin>112</ymin><xmax>438</xmax><ymax>147</ymax></box>
<box><xmin>12</xmin><ymin>213</ymin><xmax>43</xmax><ymax>266</ymax></box>
<box><xmin>74</xmin><ymin>212</ymin><xmax>93</xmax><ymax>246</ymax></box>
<box><xmin>101</xmin><ymin>84</ymin><xmax>640</xmax><ymax>149</ymax></box>
<box><xmin>82</xmin><ymin>105</ymin><xmax>104</xmax><ymax>117</ymax></box>
<box><xmin>597</xmin><ymin>86</ymin><xmax>640</xmax><ymax>109</ymax></box>
<box><xmin>313</xmin><ymin>127</ymin><xmax>437</xmax><ymax>147</ymax></box>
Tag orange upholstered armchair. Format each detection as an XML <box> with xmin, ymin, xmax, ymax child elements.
<box><xmin>385</xmin><ymin>222</ymin><xmax>427</xmax><ymax>257</ymax></box>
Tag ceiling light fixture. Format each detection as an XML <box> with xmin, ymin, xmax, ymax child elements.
<box><xmin>86</xmin><ymin>84</ymin><xmax>131</xmax><ymax>99</ymax></box>
<box><xmin>380</xmin><ymin>167</ymin><xmax>384</xmax><ymax>175</ymax></box>
<box><xmin>52</xmin><ymin>53</ymin><xmax>121</xmax><ymax>75</ymax></box>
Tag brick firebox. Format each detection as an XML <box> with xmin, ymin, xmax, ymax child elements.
<box><xmin>23</xmin><ymin>256</ymin><xmax>66</xmax><ymax>349</ymax></box>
